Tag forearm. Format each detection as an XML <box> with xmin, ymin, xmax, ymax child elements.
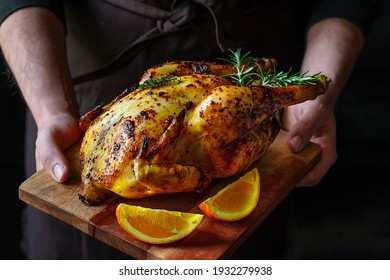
<box><xmin>0</xmin><ymin>7</ymin><xmax>78</xmax><ymax>128</ymax></box>
<box><xmin>301</xmin><ymin>17</ymin><xmax>365</xmax><ymax>107</ymax></box>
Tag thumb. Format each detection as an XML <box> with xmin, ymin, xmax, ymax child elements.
<box><xmin>36</xmin><ymin>136</ymin><xmax>70</xmax><ymax>183</ymax></box>
<box><xmin>286</xmin><ymin>118</ymin><xmax>317</xmax><ymax>153</ymax></box>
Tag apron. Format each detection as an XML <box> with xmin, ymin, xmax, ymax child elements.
<box><xmin>23</xmin><ymin>0</ymin><xmax>313</xmax><ymax>259</ymax></box>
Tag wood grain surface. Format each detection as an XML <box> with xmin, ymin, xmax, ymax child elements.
<box><xmin>19</xmin><ymin>130</ymin><xmax>321</xmax><ymax>259</ymax></box>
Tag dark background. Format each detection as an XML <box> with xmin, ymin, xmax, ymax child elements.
<box><xmin>285</xmin><ymin>1</ymin><xmax>390</xmax><ymax>259</ymax></box>
<box><xmin>1</xmin><ymin>1</ymin><xmax>389</xmax><ymax>259</ymax></box>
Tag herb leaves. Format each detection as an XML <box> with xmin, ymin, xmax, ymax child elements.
<box><xmin>138</xmin><ymin>49</ymin><xmax>321</xmax><ymax>90</ymax></box>
<box><xmin>138</xmin><ymin>76</ymin><xmax>179</xmax><ymax>90</ymax></box>
<box><xmin>219</xmin><ymin>49</ymin><xmax>321</xmax><ymax>87</ymax></box>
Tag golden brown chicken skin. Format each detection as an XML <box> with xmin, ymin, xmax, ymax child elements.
<box><xmin>78</xmin><ymin>60</ymin><xmax>329</xmax><ymax>205</ymax></box>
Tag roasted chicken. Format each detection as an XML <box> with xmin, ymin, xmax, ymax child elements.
<box><xmin>78</xmin><ymin>59</ymin><xmax>330</xmax><ymax>205</ymax></box>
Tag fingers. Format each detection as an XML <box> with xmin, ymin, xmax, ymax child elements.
<box><xmin>295</xmin><ymin>156</ymin><xmax>337</xmax><ymax>186</ymax></box>
<box><xmin>295</xmin><ymin>134</ymin><xmax>337</xmax><ymax>186</ymax></box>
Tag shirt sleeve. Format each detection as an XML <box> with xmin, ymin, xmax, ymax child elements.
<box><xmin>0</xmin><ymin>0</ymin><xmax>64</xmax><ymax>25</ymax></box>
<box><xmin>307</xmin><ymin>0</ymin><xmax>384</xmax><ymax>37</ymax></box>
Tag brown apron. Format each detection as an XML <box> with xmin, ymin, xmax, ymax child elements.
<box><xmin>23</xmin><ymin>0</ymin><xmax>312</xmax><ymax>259</ymax></box>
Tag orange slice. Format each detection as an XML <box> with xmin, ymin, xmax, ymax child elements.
<box><xmin>198</xmin><ymin>168</ymin><xmax>260</xmax><ymax>221</ymax></box>
<box><xmin>116</xmin><ymin>203</ymin><xmax>203</xmax><ymax>244</ymax></box>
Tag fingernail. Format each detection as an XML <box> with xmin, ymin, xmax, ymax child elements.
<box><xmin>291</xmin><ymin>136</ymin><xmax>302</xmax><ymax>152</ymax></box>
<box><xmin>53</xmin><ymin>164</ymin><xmax>64</xmax><ymax>181</ymax></box>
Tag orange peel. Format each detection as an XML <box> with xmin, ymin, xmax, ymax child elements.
<box><xmin>198</xmin><ymin>168</ymin><xmax>260</xmax><ymax>221</ymax></box>
<box><xmin>116</xmin><ymin>203</ymin><xmax>203</xmax><ymax>244</ymax></box>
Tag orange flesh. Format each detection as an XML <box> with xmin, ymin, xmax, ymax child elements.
<box><xmin>212</xmin><ymin>181</ymin><xmax>253</xmax><ymax>213</ymax></box>
<box><xmin>126</xmin><ymin>214</ymin><xmax>189</xmax><ymax>238</ymax></box>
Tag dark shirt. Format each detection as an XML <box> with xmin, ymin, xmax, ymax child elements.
<box><xmin>0</xmin><ymin>0</ymin><xmax>384</xmax><ymax>105</ymax></box>
<box><xmin>307</xmin><ymin>0</ymin><xmax>384</xmax><ymax>36</ymax></box>
<box><xmin>0</xmin><ymin>0</ymin><xmax>384</xmax><ymax>37</ymax></box>
<box><xmin>0</xmin><ymin>0</ymin><xmax>64</xmax><ymax>24</ymax></box>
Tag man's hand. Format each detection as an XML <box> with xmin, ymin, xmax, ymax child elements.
<box><xmin>35</xmin><ymin>114</ymin><xmax>81</xmax><ymax>182</ymax></box>
<box><xmin>284</xmin><ymin>17</ymin><xmax>364</xmax><ymax>186</ymax></box>
<box><xmin>283</xmin><ymin>97</ymin><xmax>337</xmax><ymax>186</ymax></box>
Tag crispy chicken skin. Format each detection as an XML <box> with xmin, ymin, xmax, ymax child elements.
<box><xmin>78</xmin><ymin>60</ymin><xmax>330</xmax><ymax>205</ymax></box>
<box><xmin>138</xmin><ymin>58</ymin><xmax>276</xmax><ymax>84</ymax></box>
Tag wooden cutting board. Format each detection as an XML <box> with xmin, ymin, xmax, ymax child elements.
<box><xmin>19</xmin><ymin>130</ymin><xmax>321</xmax><ymax>259</ymax></box>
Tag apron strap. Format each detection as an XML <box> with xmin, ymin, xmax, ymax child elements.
<box><xmin>72</xmin><ymin>0</ymin><xmax>224</xmax><ymax>85</ymax></box>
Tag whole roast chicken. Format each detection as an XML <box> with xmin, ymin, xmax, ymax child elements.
<box><xmin>78</xmin><ymin>55</ymin><xmax>330</xmax><ymax>205</ymax></box>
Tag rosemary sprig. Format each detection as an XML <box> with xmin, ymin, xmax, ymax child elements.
<box><xmin>219</xmin><ymin>48</ymin><xmax>321</xmax><ymax>87</ymax></box>
<box><xmin>218</xmin><ymin>48</ymin><xmax>255</xmax><ymax>86</ymax></box>
<box><xmin>138</xmin><ymin>76</ymin><xmax>179</xmax><ymax>90</ymax></box>
<box><xmin>256</xmin><ymin>65</ymin><xmax>321</xmax><ymax>87</ymax></box>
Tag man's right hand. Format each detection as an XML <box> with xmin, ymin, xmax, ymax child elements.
<box><xmin>35</xmin><ymin>113</ymin><xmax>81</xmax><ymax>182</ymax></box>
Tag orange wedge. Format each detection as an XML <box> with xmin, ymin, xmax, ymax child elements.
<box><xmin>116</xmin><ymin>203</ymin><xmax>203</xmax><ymax>244</ymax></box>
<box><xmin>198</xmin><ymin>168</ymin><xmax>260</xmax><ymax>221</ymax></box>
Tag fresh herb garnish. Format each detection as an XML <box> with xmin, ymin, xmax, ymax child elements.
<box><xmin>256</xmin><ymin>66</ymin><xmax>321</xmax><ymax>87</ymax></box>
<box><xmin>138</xmin><ymin>76</ymin><xmax>179</xmax><ymax>90</ymax></box>
<box><xmin>219</xmin><ymin>48</ymin><xmax>321</xmax><ymax>87</ymax></box>
<box><xmin>218</xmin><ymin>48</ymin><xmax>255</xmax><ymax>86</ymax></box>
